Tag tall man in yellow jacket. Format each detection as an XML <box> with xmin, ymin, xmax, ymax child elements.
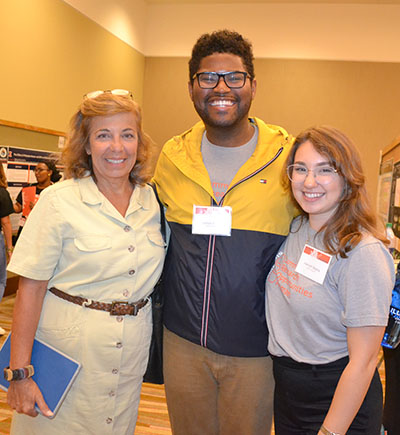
<box><xmin>153</xmin><ymin>29</ymin><xmax>295</xmax><ymax>435</ymax></box>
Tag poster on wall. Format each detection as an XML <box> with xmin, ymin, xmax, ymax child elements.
<box><xmin>0</xmin><ymin>146</ymin><xmax>62</xmax><ymax>232</ymax></box>
<box><xmin>377</xmin><ymin>172</ymin><xmax>393</xmax><ymax>222</ymax></box>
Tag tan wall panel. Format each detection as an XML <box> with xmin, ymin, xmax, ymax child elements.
<box><xmin>143</xmin><ymin>57</ymin><xmax>199</xmax><ymax>172</ymax></box>
<box><xmin>0</xmin><ymin>125</ymin><xmax>60</xmax><ymax>152</ymax></box>
<box><xmin>0</xmin><ymin>0</ymin><xmax>145</xmax><ymax>134</ymax></box>
<box><xmin>143</xmin><ymin>58</ymin><xmax>198</xmax><ymax>136</ymax></box>
<box><xmin>143</xmin><ymin>57</ymin><xmax>400</xmax><ymax>203</ymax></box>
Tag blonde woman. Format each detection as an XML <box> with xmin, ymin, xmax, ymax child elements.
<box><xmin>7</xmin><ymin>90</ymin><xmax>165</xmax><ymax>434</ymax></box>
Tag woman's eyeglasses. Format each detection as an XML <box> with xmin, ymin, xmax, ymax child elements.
<box><xmin>83</xmin><ymin>89</ymin><xmax>133</xmax><ymax>100</ymax></box>
<box><xmin>287</xmin><ymin>164</ymin><xmax>338</xmax><ymax>185</ymax></box>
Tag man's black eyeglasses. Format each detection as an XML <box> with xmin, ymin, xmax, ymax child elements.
<box><xmin>192</xmin><ymin>71</ymin><xmax>250</xmax><ymax>89</ymax></box>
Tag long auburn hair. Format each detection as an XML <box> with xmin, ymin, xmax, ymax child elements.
<box><xmin>283</xmin><ymin>126</ymin><xmax>387</xmax><ymax>258</ymax></box>
<box><xmin>62</xmin><ymin>92</ymin><xmax>152</xmax><ymax>186</ymax></box>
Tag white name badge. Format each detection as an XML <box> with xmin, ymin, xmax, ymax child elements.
<box><xmin>295</xmin><ymin>244</ymin><xmax>332</xmax><ymax>284</ymax></box>
<box><xmin>192</xmin><ymin>205</ymin><xmax>232</xmax><ymax>236</ymax></box>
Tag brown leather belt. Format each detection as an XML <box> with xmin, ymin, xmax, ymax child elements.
<box><xmin>49</xmin><ymin>287</ymin><xmax>148</xmax><ymax>316</ymax></box>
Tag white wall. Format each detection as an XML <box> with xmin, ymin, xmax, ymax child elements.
<box><xmin>64</xmin><ymin>1</ymin><xmax>400</xmax><ymax>62</ymax></box>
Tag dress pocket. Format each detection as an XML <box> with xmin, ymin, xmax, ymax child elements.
<box><xmin>36</xmin><ymin>304</ymin><xmax>85</xmax><ymax>363</ymax></box>
<box><xmin>146</xmin><ymin>231</ymin><xmax>165</xmax><ymax>247</ymax></box>
<box><xmin>74</xmin><ymin>235</ymin><xmax>112</xmax><ymax>252</ymax></box>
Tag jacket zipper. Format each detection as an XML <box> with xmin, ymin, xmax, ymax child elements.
<box><xmin>199</xmin><ymin>146</ymin><xmax>284</xmax><ymax>347</ymax></box>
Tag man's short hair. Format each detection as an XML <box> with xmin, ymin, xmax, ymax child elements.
<box><xmin>189</xmin><ymin>29</ymin><xmax>255</xmax><ymax>82</ymax></box>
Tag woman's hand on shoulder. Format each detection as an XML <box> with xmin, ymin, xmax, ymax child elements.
<box><xmin>7</xmin><ymin>378</ymin><xmax>53</xmax><ymax>418</ymax></box>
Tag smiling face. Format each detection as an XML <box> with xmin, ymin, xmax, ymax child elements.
<box><xmin>291</xmin><ymin>140</ymin><xmax>345</xmax><ymax>231</ymax></box>
<box><xmin>87</xmin><ymin>111</ymin><xmax>138</xmax><ymax>188</ymax></box>
<box><xmin>188</xmin><ymin>53</ymin><xmax>256</xmax><ymax>132</ymax></box>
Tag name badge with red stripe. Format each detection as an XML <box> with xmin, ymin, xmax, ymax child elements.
<box><xmin>192</xmin><ymin>205</ymin><xmax>232</xmax><ymax>236</ymax></box>
<box><xmin>295</xmin><ymin>244</ymin><xmax>332</xmax><ymax>284</ymax></box>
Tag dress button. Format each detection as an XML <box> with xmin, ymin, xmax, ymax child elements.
<box><xmin>128</xmin><ymin>245</ymin><xmax>135</xmax><ymax>252</ymax></box>
<box><xmin>106</xmin><ymin>417</ymin><xmax>113</xmax><ymax>424</ymax></box>
<box><xmin>112</xmin><ymin>368</ymin><xmax>118</xmax><ymax>374</ymax></box>
<box><xmin>124</xmin><ymin>225</ymin><xmax>130</xmax><ymax>232</ymax></box>
<box><xmin>109</xmin><ymin>391</ymin><xmax>116</xmax><ymax>397</ymax></box>
<box><xmin>129</xmin><ymin>269</ymin><xmax>135</xmax><ymax>275</ymax></box>
<box><xmin>123</xmin><ymin>290</ymin><xmax>129</xmax><ymax>297</ymax></box>
<box><xmin>116</xmin><ymin>342</ymin><xmax>122</xmax><ymax>349</ymax></box>
<box><xmin>116</xmin><ymin>316</ymin><xmax>123</xmax><ymax>323</ymax></box>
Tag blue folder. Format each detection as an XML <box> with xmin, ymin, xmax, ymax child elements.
<box><xmin>0</xmin><ymin>333</ymin><xmax>81</xmax><ymax>417</ymax></box>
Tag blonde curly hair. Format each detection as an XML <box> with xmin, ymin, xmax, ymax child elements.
<box><xmin>62</xmin><ymin>92</ymin><xmax>152</xmax><ymax>186</ymax></box>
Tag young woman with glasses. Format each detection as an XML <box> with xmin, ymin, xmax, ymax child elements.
<box><xmin>7</xmin><ymin>90</ymin><xmax>165</xmax><ymax>434</ymax></box>
<box><xmin>265</xmin><ymin>126</ymin><xmax>394</xmax><ymax>435</ymax></box>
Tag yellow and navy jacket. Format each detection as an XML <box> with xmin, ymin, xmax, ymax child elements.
<box><xmin>153</xmin><ymin>118</ymin><xmax>296</xmax><ymax>357</ymax></box>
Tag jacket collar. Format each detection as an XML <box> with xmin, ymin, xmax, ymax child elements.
<box><xmin>162</xmin><ymin>118</ymin><xmax>291</xmax><ymax>193</ymax></box>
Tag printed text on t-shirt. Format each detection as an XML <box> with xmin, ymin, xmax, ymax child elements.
<box><xmin>268</xmin><ymin>253</ymin><xmax>313</xmax><ymax>299</ymax></box>
<box><xmin>212</xmin><ymin>182</ymin><xmax>229</xmax><ymax>200</ymax></box>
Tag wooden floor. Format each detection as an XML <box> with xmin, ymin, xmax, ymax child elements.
<box><xmin>0</xmin><ymin>293</ymin><xmax>387</xmax><ymax>435</ymax></box>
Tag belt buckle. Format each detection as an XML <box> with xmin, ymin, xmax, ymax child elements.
<box><xmin>110</xmin><ymin>301</ymin><xmax>132</xmax><ymax>316</ymax></box>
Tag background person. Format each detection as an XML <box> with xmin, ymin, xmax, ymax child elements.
<box><xmin>0</xmin><ymin>163</ymin><xmax>14</xmax><ymax>335</ymax></box>
<box><xmin>383</xmin><ymin>345</ymin><xmax>400</xmax><ymax>434</ymax></box>
<box><xmin>7</xmin><ymin>90</ymin><xmax>165</xmax><ymax>434</ymax></box>
<box><xmin>153</xmin><ymin>29</ymin><xmax>296</xmax><ymax>435</ymax></box>
<box><xmin>13</xmin><ymin>160</ymin><xmax>62</xmax><ymax>240</ymax></box>
<box><xmin>266</xmin><ymin>126</ymin><xmax>394</xmax><ymax>435</ymax></box>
